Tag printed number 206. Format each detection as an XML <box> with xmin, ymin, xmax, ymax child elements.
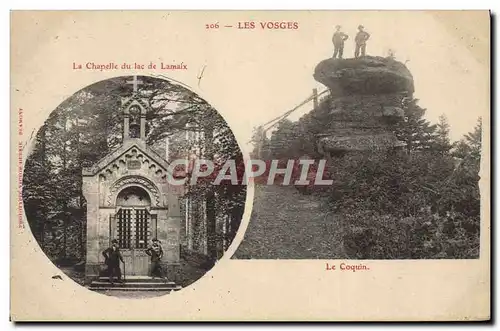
<box><xmin>206</xmin><ymin>23</ymin><xmax>219</xmax><ymax>29</ymax></box>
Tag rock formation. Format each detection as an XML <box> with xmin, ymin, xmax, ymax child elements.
<box><xmin>313</xmin><ymin>56</ymin><xmax>413</xmax><ymax>155</ymax></box>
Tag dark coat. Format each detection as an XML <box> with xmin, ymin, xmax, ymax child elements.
<box><xmin>355</xmin><ymin>31</ymin><xmax>370</xmax><ymax>45</ymax></box>
<box><xmin>332</xmin><ymin>31</ymin><xmax>349</xmax><ymax>45</ymax></box>
<box><xmin>102</xmin><ymin>247</ymin><xmax>124</xmax><ymax>267</ymax></box>
<box><xmin>145</xmin><ymin>244</ymin><xmax>164</xmax><ymax>262</ymax></box>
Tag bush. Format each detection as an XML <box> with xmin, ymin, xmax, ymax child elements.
<box><xmin>322</xmin><ymin>150</ymin><xmax>480</xmax><ymax>259</ymax></box>
<box><xmin>340</xmin><ymin>209</ymin><xmax>479</xmax><ymax>259</ymax></box>
<box><xmin>325</xmin><ymin>151</ymin><xmax>479</xmax><ymax>217</ymax></box>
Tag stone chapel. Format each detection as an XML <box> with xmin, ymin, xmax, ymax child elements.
<box><xmin>82</xmin><ymin>76</ymin><xmax>186</xmax><ymax>281</ymax></box>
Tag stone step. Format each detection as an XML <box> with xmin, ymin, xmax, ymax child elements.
<box><xmin>97</xmin><ymin>277</ymin><xmax>171</xmax><ymax>283</ymax></box>
<box><xmin>90</xmin><ymin>287</ymin><xmax>181</xmax><ymax>292</ymax></box>
<box><xmin>90</xmin><ymin>281</ymin><xmax>178</xmax><ymax>289</ymax></box>
<box><xmin>90</xmin><ymin>275</ymin><xmax>182</xmax><ymax>292</ymax></box>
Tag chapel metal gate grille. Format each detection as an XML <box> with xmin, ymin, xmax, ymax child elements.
<box><xmin>117</xmin><ymin>209</ymin><xmax>132</xmax><ymax>249</ymax></box>
<box><xmin>135</xmin><ymin>209</ymin><xmax>149</xmax><ymax>249</ymax></box>
<box><xmin>116</xmin><ymin>208</ymin><xmax>150</xmax><ymax>249</ymax></box>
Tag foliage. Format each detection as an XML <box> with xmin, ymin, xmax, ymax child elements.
<box><xmin>340</xmin><ymin>208</ymin><xmax>479</xmax><ymax>259</ymax></box>
<box><xmin>22</xmin><ymin>76</ymin><xmax>245</xmax><ymax>262</ymax></box>
<box><xmin>434</xmin><ymin>114</ymin><xmax>454</xmax><ymax>154</ymax></box>
<box><xmin>259</xmin><ymin>97</ymin><xmax>338</xmax><ymax>160</ymax></box>
<box><xmin>255</xmin><ymin>88</ymin><xmax>482</xmax><ymax>259</ymax></box>
<box><xmin>394</xmin><ymin>98</ymin><xmax>438</xmax><ymax>153</ymax></box>
<box><xmin>452</xmin><ymin>117</ymin><xmax>482</xmax><ymax>162</ymax></box>
<box><xmin>327</xmin><ymin>151</ymin><xmax>480</xmax><ymax>218</ymax></box>
<box><xmin>324</xmin><ymin>119</ymin><xmax>482</xmax><ymax>259</ymax></box>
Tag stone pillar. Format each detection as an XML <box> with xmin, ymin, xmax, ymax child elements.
<box><xmin>155</xmin><ymin>208</ymin><xmax>169</xmax><ymax>254</ymax></box>
<box><xmin>158</xmin><ymin>215</ymin><xmax>179</xmax><ymax>255</ymax></box>
<box><xmin>170</xmin><ymin>191</ymin><xmax>182</xmax><ymax>260</ymax></box>
<box><xmin>123</xmin><ymin>115</ymin><xmax>130</xmax><ymax>140</ymax></box>
<box><xmin>98</xmin><ymin>209</ymin><xmax>115</xmax><ymax>260</ymax></box>
<box><xmin>165</xmin><ymin>216</ymin><xmax>181</xmax><ymax>262</ymax></box>
<box><xmin>82</xmin><ymin>175</ymin><xmax>100</xmax><ymax>282</ymax></box>
<box><xmin>140</xmin><ymin>113</ymin><xmax>146</xmax><ymax>140</ymax></box>
<box><xmin>155</xmin><ymin>206</ymin><xmax>181</xmax><ymax>281</ymax></box>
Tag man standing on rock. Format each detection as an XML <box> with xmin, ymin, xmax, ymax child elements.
<box><xmin>354</xmin><ymin>25</ymin><xmax>370</xmax><ymax>58</ymax></box>
<box><xmin>332</xmin><ymin>25</ymin><xmax>349</xmax><ymax>59</ymax></box>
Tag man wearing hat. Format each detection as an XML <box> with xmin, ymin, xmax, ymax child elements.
<box><xmin>332</xmin><ymin>25</ymin><xmax>349</xmax><ymax>59</ymax></box>
<box><xmin>354</xmin><ymin>25</ymin><xmax>371</xmax><ymax>58</ymax></box>
<box><xmin>145</xmin><ymin>238</ymin><xmax>166</xmax><ymax>279</ymax></box>
<box><xmin>102</xmin><ymin>239</ymin><xmax>124</xmax><ymax>284</ymax></box>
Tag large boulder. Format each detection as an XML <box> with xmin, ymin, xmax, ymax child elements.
<box><xmin>312</xmin><ymin>56</ymin><xmax>412</xmax><ymax>154</ymax></box>
<box><xmin>313</xmin><ymin>56</ymin><xmax>414</xmax><ymax>95</ymax></box>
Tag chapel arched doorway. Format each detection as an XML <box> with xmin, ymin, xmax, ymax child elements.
<box><xmin>113</xmin><ymin>185</ymin><xmax>156</xmax><ymax>276</ymax></box>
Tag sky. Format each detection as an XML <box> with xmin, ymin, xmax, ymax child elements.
<box><xmin>186</xmin><ymin>11</ymin><xmax>489</xmax><ymax>147</ymax></box>
<box><xmin>13</xmin><ymin>11</ymin><xmax>489</xmax><ymax>154</ymax></box>
<box><xmin>256</xmin><ymin>12</ymin><xmax>489</xmax><ymax>142</ymax></box>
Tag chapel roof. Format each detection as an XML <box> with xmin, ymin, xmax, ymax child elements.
<box><xmin>82</xmin><ymin>138</ymin><xmax>171</xmax><ymax>176</ymax></box>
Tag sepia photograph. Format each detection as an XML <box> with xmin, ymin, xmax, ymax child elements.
<box><xmin>234</xmin><ymin>19</ymin><xmax>485</xmax><ymax>260</ymax></box>
<box><xmin>21</xmin><ymin>75</ymin><xmax>247</xmax><ymax>298</ymax></box>
<box><xmin>10</xmin><ymin>10</ymin><xmax>490</xmax><ymax>321</ymax></box>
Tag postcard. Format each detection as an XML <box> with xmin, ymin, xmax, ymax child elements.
<box><xmin>10</xmin><ymin>10</ymin><xmax>490</xmax><ymax>321</ymax></box>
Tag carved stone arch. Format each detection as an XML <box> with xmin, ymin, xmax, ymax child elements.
<box><xmin>107</xmin><ymin>175</ymin><xmax>162</xmax><ymax>207</ymax></box>
<box><xmin>122</xmin><ymin>97</ymin><xmax>149</xmax><ymax>114</ymax></box>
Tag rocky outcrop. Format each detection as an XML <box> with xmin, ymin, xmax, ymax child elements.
<box><xmin>314</xmin><ymin>56</ymin><xmax>414</xmax><ymax>95</ymax></box>
<box><xmin>313</xmin><ymin>56</ymin><xmax>412</xmax><ymax>154</ymax></box>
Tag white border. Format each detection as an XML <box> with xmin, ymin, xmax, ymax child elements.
<box><xmin>3</xmin><ymin>1</ymin><xmax>497</xmax><ymax>328</ymax></box>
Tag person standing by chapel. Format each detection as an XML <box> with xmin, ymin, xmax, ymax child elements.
<box><xmin>146</xmin><ymin>238</ymin><xmax>167</xmax><ymax>279</ymax></box>
<box><xmin>332</xmin><ymin>25</ymin><xmax>349</xmax><ymax>59</ymax></box>
<box><xmin>354</xmin><ymin>25</ymin><xmax>370</xmax><ymax>58</ymax></box>
<box><xmin>102</xmin><ymin>239</ymin><xmax>124</xmax><ymax>285</ymax></box>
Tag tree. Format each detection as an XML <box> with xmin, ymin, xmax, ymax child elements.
<box><xmin>22</xmin><ymin>125</ymin><xmax>51</xmax><ymax>248</ymax></box>
<box><xmin>465</xmin><ymin>117</ymin><xmax>482</xmax><ymax>162</ymax></box>
<box><xmin>395</xmin><ymin>98</ymin><xmax>438</xmax><ymax>153</ymax></box>
<box><xmin>434</xmin><ymin>114</ymin><xmax>453</xmax><ymax>154</ymax></box>
<box><xmin>23</xmin><ymin>76</ymin><xmax>246</xmax><ymax>263</ymax></box>
<box><xmin>250</xmin><ymin>126</ymin><xmax>270</xmax><ymax>159</ymax></box>
<box><xmin>452</xmin><ymin>117</ymin><xmax>482</xmax><ymax>162</ymax></box>
<box><xmin>268</xmin><ymin>119</ymin><xmax>297</xmax><ymax>158</ymax></box>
